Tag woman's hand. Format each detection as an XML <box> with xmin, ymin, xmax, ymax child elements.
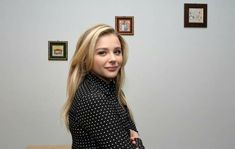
<box><xmin>130</xmin><ymin>129</ymin><xmax>145</xmax><ymax>149</ymax></box>
<box><xmin>130</xmin><ymin>129</ymin><xmax>139</xmax><ymax>144</ymax></box>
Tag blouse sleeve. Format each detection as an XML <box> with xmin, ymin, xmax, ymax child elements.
<box><xmin>78</xmin><ymin>94</ymin><xmax>137</xmax><ymax>149</ymax></box>
<box><xmin>124</xmin><ymin>106</ymin><xmax>138</xmax><ymax>132</ymax></box>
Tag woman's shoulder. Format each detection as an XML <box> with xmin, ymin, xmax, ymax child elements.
<box><xmin>74</xmin><ymin>80</ymin><xmax>107</xmax><ymax>103</ymax></box>
<box><xmin>75</xmin><ymin>78</ymin><xmax>98</xmax><ymax>96</ymax></box>
<box><xmin>70</xmin><ymin>82</ymin><xmax>101</xmax><ymax>115</ymax></box>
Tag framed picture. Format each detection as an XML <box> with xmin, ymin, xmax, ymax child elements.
<box><xmin>115</xmin><ymin>16</ymin><xmax>134</xmax><ymax>35</ymax></box>
<box><xmin>184</xmin><ymin>3</ymin><xmax>207</xmax><ymax>28</ymax></box>
<box><xmin>48</xmin><ymin>41</ymin><xmax>68</xmax><ymax>61</ymax></box>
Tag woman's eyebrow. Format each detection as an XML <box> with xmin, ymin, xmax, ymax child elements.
<box><xmin>95</xmin><ymin>48</ymin><xmax>108</xmax><ymax>51</ymax></box>
<box><xmin>96</xmin><ymin>47</ymin><xmax>121</xmax><ymax>51</ymax></box>
<box><xmin>114</xmin><ymin>47</ymin><xmax>122</xmax><ymax>50</ymax></box>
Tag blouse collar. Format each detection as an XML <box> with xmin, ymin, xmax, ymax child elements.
<box><xmin>85</xmin><ymin>73</ymin><xmax>116</xmax><ymax>96</ymax></box>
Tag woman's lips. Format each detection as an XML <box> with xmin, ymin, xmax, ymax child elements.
<box><xmin>106</xmin><ymin>66</ymin><xmax>118</xmax><ymax>71</ymax></box>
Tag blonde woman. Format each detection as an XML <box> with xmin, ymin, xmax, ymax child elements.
<box><xmin>62</xmin><ymin>24</ymin><xmax>144</xmax><ymax>149</ymax></box>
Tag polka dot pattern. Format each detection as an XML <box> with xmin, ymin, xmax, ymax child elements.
<box><xmin>69</xmin><ymin>73</ymin><xmax>138</xmax><ymax>148</ymax></box>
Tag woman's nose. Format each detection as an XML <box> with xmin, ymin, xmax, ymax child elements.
<box><xmin>110</xmin><ymin>53</ymin><xmax>116</xmax><ymax>60</ymax></box>
<box><xmin>109</xmin><ymin>53</ymin><xmax>117</xmax><ymax>62</ymax></box>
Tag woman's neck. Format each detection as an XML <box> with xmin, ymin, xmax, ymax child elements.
<box><xmin>90</xmin><ymin>72</ymin><xmax>113</xmax><ymax>83</ymax></box>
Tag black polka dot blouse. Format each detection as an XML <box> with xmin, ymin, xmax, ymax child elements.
<box><xmin>69</xmin><ymin>73</ymin><xmax>139</xmax><ymax>148</ymax></box>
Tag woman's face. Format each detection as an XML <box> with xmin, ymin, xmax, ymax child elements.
<box><xmin>92</xmin><ymin>34</ymin><xmax>123</xmax><ymax>81</ymax></box>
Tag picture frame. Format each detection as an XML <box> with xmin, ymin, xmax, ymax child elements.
<box><xmin>115</xmin><ymin>16</ymin><xmax>134</xmax><ymax>35</ymax></box>
<box><xmin>48</xmin><ymin>41</ymin><xmax>68</xmax><ymax>61</ymax></box>
<box><xmin>184</xmin><ymin>3</ymin><xmax>207</xmax><ymax>28</ymax></box>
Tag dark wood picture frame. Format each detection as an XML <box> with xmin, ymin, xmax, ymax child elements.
<box><xmin>48</xmin><ymin>41</ymin><xmax>68</xmax><ymax>61</ymax></box>
<box><xmin>115</xmin><ymin>16</ymin><xmax>134</xmax><ymax>35</ymax></box>
<box><xmin>184</xmin><ymin>3</ymin><xmax>207</xmax><ymax>28</ymax></box>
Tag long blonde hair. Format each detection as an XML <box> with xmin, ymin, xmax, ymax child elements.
<box><xmin>62</xmin><ymin>24</ymin><xmax>132</xmax><ymax>129</ymax></box>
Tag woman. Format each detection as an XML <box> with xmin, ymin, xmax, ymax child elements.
<box><xmin>62</xmin><ymin>24</ymin><xmax>144</xmax><ymax>149</ymax></box>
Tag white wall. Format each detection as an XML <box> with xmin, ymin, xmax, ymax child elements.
<box><xmin>0</xmin><ymin>0</ymin><xmax>235</xmax><ymax>149</ymax></box>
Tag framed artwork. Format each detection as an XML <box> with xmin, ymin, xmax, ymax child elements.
<box><xmin>48</xmin><ymin>41</ymin><xmax>68</xmax><ymax>61</ymax></box>
<box><xmin>115</xmin><ymin>16</ymin><xmax>134</xmax><ymax>35</ymax></box>
<box><xmin>184</xmin><ymin>3</ymin><xmax>207</xmax><ymax>28</ymax></box>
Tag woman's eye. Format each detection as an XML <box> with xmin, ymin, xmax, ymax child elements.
<box><xmin>114</xmin><ymin>49</ymin><xmax>122</xmax><ymax>55</ymax></box>
<box><xmin>97</xmin><ymin>51</ymin><xmax>106</xmax><ymax>56</ymax></box>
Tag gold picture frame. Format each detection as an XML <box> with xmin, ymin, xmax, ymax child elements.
<box><xmin>115</xmin><ymin>16</ymin><xmax>134</xmax><ymax>35</ymax></box>
<box><xmin>48</xmin><ymin>41</ymin><xmax>68</xmax><ymax>61</ymax></box>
